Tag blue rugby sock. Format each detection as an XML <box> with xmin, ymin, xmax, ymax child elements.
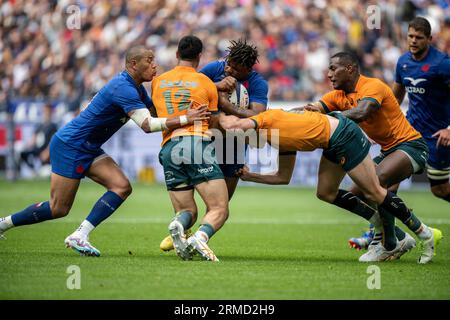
<box><xmin>11</xmin><ymin>201</ymin><xmax>53</xmax><ymax>226</ymax></box>
<box><xmin>175</xmin><ymin>211</ymin><xmax>193</xmax><ymax>230</ymax></box>
<box><xmin>85</xmin><ymin>191</ymin><xmax>124</xmax><ymax>227</ymax></box>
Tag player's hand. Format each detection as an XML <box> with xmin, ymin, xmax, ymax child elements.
<box><xmin>287</xmin><ymin>107</ymin><xmax>305</xmax><ymax>114</ymax></box>
<box><xmin>432</xmin><ymin>128</ymin><xmax>450</xmax><ymax>148</ymax></box>
<box><xmin>303</xmin><ymin>103</ymin><xmax>322</xmax><ymax>112</ymax></box>
<box><xmin>186</xmin><ymin>103</ymin><xmax>211</xmax><ymax>124</ymax></box>
<box><xmin>216</xmin><ymin>76</ymin><xmax>237</xmax><ymax>92</ymax></box>
<box><xmin>236</xmin><ymin>165</ymin><xmax>251</xmax><ymax>180</ymax></box>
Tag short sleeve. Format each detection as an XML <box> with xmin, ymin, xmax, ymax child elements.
<box><xmin>248</xmin><ymin>77</ymin><xmax>268</xmax><ymax>107</ymax></box>
<box><xmin>359</xmin><ymin>80</ymin><xmax>385</xmax><ymax>107</ymax></box>
<box><xmin>113</xmin><ymin>84</ymin><xmax>147</xmax><ymax>113</ymax></box>
<box><xmin>320</xmin><ymin>91</ymin><xmax>340</xmax><ymax>112</ymax></box>
<box><xmin>250</xmin><ymin>112</ymin><xmax>265</xmax><ymax>129</ymax></box>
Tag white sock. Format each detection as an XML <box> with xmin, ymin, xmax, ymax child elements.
<box><xmin>0</xmin><ymin>216</ymin><xmax>14</xmax><ymax>231</ymax></box>
<box><xmin>75</xmin><ymin>220</ymin><xmax>95</xmax><ymax>238</ymax></box>
<box><xmin>194</xmin><ymin>230</ymin><xmax>209</xmax><ymax>243</ymax></box>
<box><xmin>416</xmin><ymin>224</ymin><xmax>432</xmax><ymax>240</ymax></box>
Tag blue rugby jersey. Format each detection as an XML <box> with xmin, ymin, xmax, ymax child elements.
<box><xmin>395</xmin><ymin>46</ymin><xmax>450</xmax><ymax>138</ymax></box>
<box><xmin>56</xmin><ymin>71</ymin><xmax>152</xmax><ymax>153</ymax></box>
<box><xmin>200</xmin><ymin>60</ymin><xmax>268</xmax><ymax>107</ymax></box>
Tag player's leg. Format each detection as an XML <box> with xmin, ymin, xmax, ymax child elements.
<box><xmin>348</xmin><ymin>154</ymin><xmax>441</xmax><ymax>263</ymax></box>
<box><xmin>65</xmin><ymin>155</ymin><xmax>131</xmax><ymax>256</ymax></box>
<box><xmin>0</xmin><ymin>173</ymin><xmax>80</xmax><ymax>240</ymax></box>
<box><xmin>348</xmin><ymin>149</ymin><xmax>416</xmax><ymax>250</ymax></box>
<box><xmin>428</xmin><ymin>165</ymin><xmax>450</xmax><ymax>203</ymax></box>
<box><xmin>0</xmin><ymin>136</ymin><xmax>81</xmax><ymax>239</ymax></box>
<box><xmin>316</xmin><ymin>156</ymin><xmax>382</xmax><ymax>228</ymax></box>
<box><xmin>166</xmin><ymin>188</ymin><xmax>198</xmax><ymax>260</ymax></box>
<box><xmin>225</xmin><ymin>176</ymin><xmax>239</xmax><ymax>200</ymax></box>
<box><xmin>188</xmin><ymin>178</ymin><xmax>229</xmax><ymax>261</ymax></box>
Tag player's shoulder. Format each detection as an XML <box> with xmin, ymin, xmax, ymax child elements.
<box><xmin>429</xmin><ymin>46</ymin><xmax>449</xmax><ymax>66</ymax></box>
<box><xmin>200</xmin><ymin>60</ymin><xmax>225</xmax><ymax>73</ymax></box>
<box><xmin>359</xmin><ymin>75</ymin><xmax>388</xmax><ymax>90</ymax></box>
<box><xmin>107</xmin><ymin>71</ymin><xmax>138</xmax><ymax>94</ymax></box>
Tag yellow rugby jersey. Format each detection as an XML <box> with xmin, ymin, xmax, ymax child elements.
<box><xmin>320</xmin><ymin>75</ymin><xmax>421</xmax><ymax>151</ymax></box>
<box><xmin>250</xmin><ymin>109</ymin><xmax>331</xmax><ymax>152</ymax></box>
<box><xmin>151</xmin><ymin>66</ymin><xmax>218</xmax><ymax>146</ymax></box>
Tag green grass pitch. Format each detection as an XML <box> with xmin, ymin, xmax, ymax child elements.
<box><xmin>0</xmin><ymin>180</ymin><xmax>449</xmax><ymax>299</ymax></box>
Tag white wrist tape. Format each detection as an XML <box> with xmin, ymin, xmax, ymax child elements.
<box><xmin>180</xmin><ymin>115</ymin><xmax>188</xmax><ymax>126</ymax></box>
<box><xmin>130</xmin><ymin>108</ymin><xmax>167</xmax><ymax>132</ymax></box>
<box><xmin>149</xmin><ymin>117</ymin><xmax>168</xmax><ymax>132</ymax></box>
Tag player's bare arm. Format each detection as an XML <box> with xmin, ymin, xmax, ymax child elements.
<box><xmin>392</xmin><ymin>82</ymin><xmax>406</xmax><ymax>105</ymax></box>
<box><xmin>218</xmin><ymin>92</ymin><xmax>265</xmax><ymax>118</ymax></box>
<box><xmin>289</xmin><ymin>101</ymin><xmax>325</xmax><ymax>114</ymax></box>
<box><xmin>129</xmin><ymin>103</ymin><xmax>210</xmax><ymax>133</ymax></box>
<box><xmin>237</xmin><ymin>153</ymin><xmax>296</xmax><ymax>185</ymax></box>
<box><xmin>218</xmin><ymin>113</ymin><xmax>256</xmax><ymax>130</ymax></box>
<box><xmin>341</xmin><ymin>99</ymin><xmax>379</xmax><ymax>123</ymax></box>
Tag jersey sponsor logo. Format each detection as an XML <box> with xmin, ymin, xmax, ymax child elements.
<box><xmin>404</xmin><ymin>77</ymin><xmax>427</xmax><ymax>86</ymax></box>
<box><xmin>405</xmin><ymin>77</ymin><xmax>427</xmax><ymax>94</ymax></box>
<box><xmin>197</xmin><ymin>166</ymin><xmax>214</xmax><ymax>174</ymax></box>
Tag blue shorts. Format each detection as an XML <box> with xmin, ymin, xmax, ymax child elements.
<box><xmin>424</xmin><ymin>136</ymin><xmax>450</xmax><ymax>170</ymax></box>
<box><xmin>50</xmin><ymin>136</ymin><xmax>106</xmax><ymax>179</ymax></box>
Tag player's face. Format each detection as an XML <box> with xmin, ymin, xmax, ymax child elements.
<box><xmin>407</xmin><ymin>28</ymin><xmax>431</xmax><ymax>56</ymax></box>
<box><xmin>225</xmin><ymin>61</ymin><xmax>252</xmax><ymax>81</ymax></box>
<box><xmin>137</xmin><ymin>50</ymin><xmax>157</xmax><ymax>82</ymax></box>
<box><xmin>328</xmin><ymin>58</ymin><xmax>351</xmax><ymax>90</ymax></box>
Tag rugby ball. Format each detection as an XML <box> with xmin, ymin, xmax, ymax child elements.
<box><xmin>228</xmin><ymin>83</ymin><xmax>249</xmax><ymax>110</ymax></box>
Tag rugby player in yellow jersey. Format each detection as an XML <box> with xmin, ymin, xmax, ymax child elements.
<box><xmin>219</xmin><ymin>108</ymin><xmax>442</xmax><ymax>264</ymax></box>
<box><xmin>151</xmin><ymin>35</ymin><xmax>228</xmax><ymax>261</ymax></box>
<box><xmin>292</xmin><ymin>52</ymin><xmax>439</xmax><ymax>261</ymax></box>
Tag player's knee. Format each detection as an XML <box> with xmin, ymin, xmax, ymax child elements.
<box><xmin>431</xmin><ymin>184</ymin><xmax>450</xmax><ymax>199</ymax></box>
<box><xmin>316</xmin><ymin>190</ymin><xmax>335</xmax><ymax>203</ymax></box>
<box><xmin>112</xmin><ymin>181</ymin><xmax>132</xmax><ymax>199</ymax></box>
<box><xmin>50</xmin><ymin>204</ymin><xmax>71</xmax><ymax>218</ymax></box>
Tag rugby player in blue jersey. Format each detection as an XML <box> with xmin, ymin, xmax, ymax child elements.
<box><xmin>0</xmin><ymin>46</ymin><xmax>209</xmax><ymax>256</ymax></box>
<box><xmin>159</xmin><ymin>39</ymin><xmax>269</xmax><ymax>251</ymax></box>
<box><xmin>350</xmin><ymin>17</ymin><xmax>449</xmax><ymax>249</ymax></box>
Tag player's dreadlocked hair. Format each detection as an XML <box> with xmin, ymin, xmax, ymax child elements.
<box><xmin>226</xmin><ymin>39</ymin><xmax>259</xmax><ymax>69</ymax></box>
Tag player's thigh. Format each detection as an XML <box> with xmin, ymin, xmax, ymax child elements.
<box><xmin>347</xmin><ymin>154</ymin><xmax>386</xmax><ymax>203</ymax></box>
<box><xmin>50</xmin><ymin>172</ymin><xmax>80</xmax><ymax>216</ymax></box>
<box><xmin>316</xmin><ymin>155</ymin><xmax>347</xmax><ymax>201</ymax></box>
<box><xmin>375</xmin><ymin>150</ymin><xmax>414</xmax><ymax>188</ymax></box>
<box><xmin>168</xmin><ymin>189</ymin><xmax>197</xmax><ymax>213</ymax></box>
<box><xmin>195</xmin><ymin>179</ymin><xmax>229</xmax><ymax>211</ymax></box>
<box><xmin>86</xmin><ymin>155</ymin><xmax>131</xmax><ymax>196</ymax></box>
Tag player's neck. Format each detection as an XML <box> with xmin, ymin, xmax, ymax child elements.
<box><xmin>411</xmin><ymin>46</ymin><xmax>430</xmax><ymax>61</ymax></box>
<box><xmin>177</xmin><ymin>59</ymin><xmax>199</xmax><ymax>69</ymax></box>
<box><xmin>343</xmin><ymin>74</ymin><xmax>360</xmax><ymax>94</ymax></box>
<box><xmin>125</xmin><ymin>69</ymin><xmax>144</xmax><ymax>86</ymax></box>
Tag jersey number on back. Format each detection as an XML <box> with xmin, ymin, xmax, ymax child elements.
<box><xmin>163</xmin><ymin>89</ymin><xmax>191</xmax><ymax>114</ymax></box>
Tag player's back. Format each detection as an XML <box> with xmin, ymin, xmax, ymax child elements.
<box><xmin>56</xmin><ymin>71</ymin><xmax>149</xmax><ymax>153</ymax></box>
<box><xmin>396</xmin><ymin>46</ymin><xmax>450</xmax><ymax>137</ymax></box>
<box><xmin>251</xmin><ymin>109</ymin><xmax>330</xmax><ymax>151</ymax></box>
<box><xmin>152</xmin><ymin>66</ymin><xmax>218</xmax><ymax>145</ymax></box>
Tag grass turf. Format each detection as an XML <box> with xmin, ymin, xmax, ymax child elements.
<box><xmin>0</xmin><ymin>180</ymin><xmax>449</xmax><ymax>299</ymax></box>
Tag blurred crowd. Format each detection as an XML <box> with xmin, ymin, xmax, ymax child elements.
<box><xmin>1</xmin><ymin>0</ymin><xmax>449</xmax><ymax>107</ymax></box>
